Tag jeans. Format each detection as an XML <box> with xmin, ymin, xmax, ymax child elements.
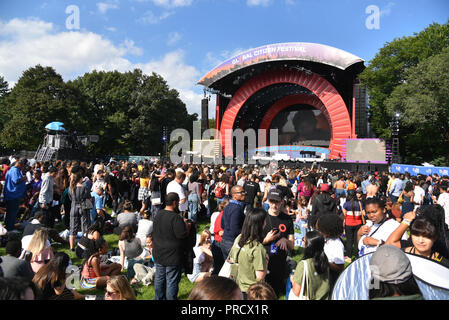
<box><xmin>154</xmin><ymin>263</ymin><xmax>182</xmax><ymax>300</ymax></box>
<box><xmin>211</xmin><ymin>240</ymin><xmax>225</xmax><ymax>275</ymax></box>
<box><xmin>220</xmin><ymin>238</ymin><xmax>234</xmax><ymax>261</ymax></box>
<box><xmin>188</xmin><ymin>193</ymin><xmax>199</xmax><ymax>223</ymax></box>
<box><xmin>5</xmin><ymin>198</ymin><xmax>21</xmax><ymax>231</ymax></box>
<box><xmin>345</xmin><ymin>224</ymin><xmax>361</xmax><ymax>258</ymax></box>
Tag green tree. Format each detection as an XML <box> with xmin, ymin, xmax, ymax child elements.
<box><xmin>70</xmin><ymin>69</ymin><xmax>142</xmax><ymax>155</ymax></box>
<box><xmin>0</xmin><ymin>66</ymin><xmax>88</xmax><ymax>151</ymax></box>
<box><xmin>360</xmin><ymin>21</ymin><xmax>449</xmax><ymax>139</ymax></box>
<box><xmin>127</xmin><ymin>72</ymin><xmax>197</xmax><ymax>155</ymax></box>
<box><xmin>385</xmin><ymin>46</ymin><xmax>449</xmax><ymax>165</ymax></box>
<box><xmin>0</xmin><ymin>76</ymin><xmax>10</xmax><ymax>135</ymax></box>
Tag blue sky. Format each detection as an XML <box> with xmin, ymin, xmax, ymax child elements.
<box><xmin>0</xmin><ymin>0</ymin><xmax>448</xmax><ymax>115</ymax></box>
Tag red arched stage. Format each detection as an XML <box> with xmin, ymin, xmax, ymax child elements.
<box><xmin>198</xmin><ymin>42</ymin><xmax>366</xmax><ymax>160</ymax></box>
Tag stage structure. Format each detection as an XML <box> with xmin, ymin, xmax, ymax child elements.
<box><xmin>35</xmin><ymin>124</ymin><xmax>99</xmax><ymax>162</ymax></box>
<box><xmin>198</xmin><ymin>42</ymin><xmax>367</xmax><ymax>161</ymax></box>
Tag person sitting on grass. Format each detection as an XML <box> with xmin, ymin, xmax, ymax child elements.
<box><xmin>187</xmin><ymin>229</ymin><xmax>214</xmax><ymax>283</ymax></box>
<box><xmin>76</xmin><ymin>219</ymin><xmax>103</xmax><ymax>259</ymax></box>
<box><xmin>119</xmin><ymin>225</ymin><xmax>143</xmax><ymax>280</ymax></box>
<box><xmin>104</xmin><ymin>275</ymin><xmax>136</xmax><ymax>300</ymax></box>
<box><xmin>33</xmin><ymin>252</ymin><xmax>85</xmax><ymax>300</ymax></box>
<box><xmin>20</xmin><ymin>228</ymin><xmax>54</xmax><ymax>274</ymax></box>
<box><xmin>80</xmin><ymin>237</ymin><xmax>122</xmax><ymax>290</ymax></box>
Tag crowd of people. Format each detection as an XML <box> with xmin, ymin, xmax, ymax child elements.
<box><xmin>0</xmin><ymin>154</ymin><xmax>448</xmax><ymax>300</ymax></box>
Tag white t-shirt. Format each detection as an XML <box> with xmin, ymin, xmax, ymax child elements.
<box><xmin>167</xmin><ymin>180</ymin><xmax>188</xmax><ymax>212</ymax></box>
<box><xmin>437</xmin><ymin>193</ymin><xmax>449</xmax><ymax>226</ymax></box>
<box><xmin>324</xmin><ymin>238</ymin><xmax>345</xmax><ymax>265</ymax></box>
<box><xmin>413</xmin><ymin>186</ymin><xmax>425</xmax><ymax>206</ymax></box>
<box><xmin>136</xmin><ymin>219</ymin><xmax>153</xmax><ymax>245</ymax></box>
<box><xmin>358</xmin><ymin>219</ymin><xmax>408</xmax><ymax>255</ymax></box>
<box><xmin>193</xmin><ymin>246</ymin><xmax>205</xmax><ymax>265</ymax></box>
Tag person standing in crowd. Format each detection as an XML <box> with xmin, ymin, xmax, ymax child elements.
<box><xmin>230</xmin><ymin>208</ymin><xmax>268</xmax><ymax>299</ymax></box>
<box><xmin>308</xmin><ymin>183</ymin><xmax>337</xmax><ymax>229</ymax></box>
<box><xmin>366</xmin><ymin>178</ymin><xmax>379</xmax><ymax>199</ymax></box>
<box><xmin>38</xmin><ymin>167</ymin><xmax>58</xmax><ymax>228</ymax></box>
<box><xmin>316</xmin><ymin>214</ymin><xmax>345</xmax><ymax>289</ymax></box>
<box><xmin>220</xmin><ymin>185</ymin><xmax>246</xmax><ymax>262</ymax></box>
<box><xmin>90</xmin><ymin>186</ymin><xmax>106</xmax><ymax>224</ymax></box>
<box><xmin>166</xmin><ymin>171</ymin><xmax>188</xmax><ymax>216</ymax></box>
<box><xmin>211</xmin><ymin>198</ymin><xmax>229</xmax><ymax>275</ymax></box>
<box><xmin>187</xmin><ymin>171</ymin><xmax>202</xmax><ymax>223</ymax></box>
<box><xmin>243</xmin><ymin>174</ymin><xmax>261</xmax><ymax>212</ymax></box>
<box><xmin>357</xmin><ymin>197</ymin><xmax>407</xmax><ymax>257</ymax></box>
<box><xmin>4</xmin><ymin>158</ymin><xmax>28</xmax><ymax>231</ymax></box>
<box><xmin>262</xmin><ymin>188</ymin><xmax>295</xmax><ymax>297</ymax></box>
<box><xmin>437</xmin><ymin>182</ymin><xmax>449</xmax><ymax>226</ymax></box>
<box><xmin>152</xmin><ymin>192</ymin><xmax>189</xmax><ymax>300</ymax></box>
<box><xmin>389</xmin><ymin>173</ymin><xmax>404</xmax><ymax>204</ymax></box>
<box><xmin>342</xmin><ymin>190</ymin><xmax>365</xmax><ymax>263</ymax></box>
<box><xmin>68</xmin><ymin>172</ymin><xmax>92</xmax><ymax>251</ymax></box>
<box><xmin>290</xmin><ymin>230</ymin><xmax>330</xmax><ymax>300</ymax></box>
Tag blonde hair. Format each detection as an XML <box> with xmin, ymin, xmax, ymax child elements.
<box><xmin>27</xmin><ymin>228</ymin><xmax>49</xmax><ymax>260</ymax></box>
<box><xmin>198</xmin><ymin>229</ymin><xmax>211</xmax><ymax>246</ymax></box>
<box><xmin>278</xmin><ymin>177</ymin><xmax>288</xmax><ymax>187</ymax></box>
<box><xmin>106</xmin><ymin>275</ymin><xmax>136</xmax><ymax>300</ymax></box>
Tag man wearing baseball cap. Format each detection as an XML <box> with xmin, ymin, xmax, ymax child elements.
<box><xmin>369</xmin><ymin>245</ymin><xmax>423</xmax><ymax>300</ymax></box>
<box><xmin>261</xmin><ymin>188</ymin><xmax>294</xmax><ymax>297</ymax></box>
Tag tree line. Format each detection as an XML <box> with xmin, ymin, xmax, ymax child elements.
<box><xmin>0</xmin><ymin>67</ymin><xmax>198</xmax><ymax>156</ymax></box>
<box><xmin>359</xmin><ymin>21</ymin><xmax>449</xmax><ymax>166</ymax></box>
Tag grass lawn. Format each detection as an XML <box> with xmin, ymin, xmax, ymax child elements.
<box><xmin>1</xmin><ymin>213</ymin><xmax>353</xmax><ymax>300</ymax></box>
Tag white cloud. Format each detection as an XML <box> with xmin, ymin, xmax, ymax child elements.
<box><xmin>97</xmin><ymin>1</ymin><xmax>119</xmax><ymax>14</ymax></box>
<box><xmin>247</xmin><ymin>0</ymin><xmax>272</xmax><ymax>7</ymax></box>
<box><xmin>105</xmin><ymin>26</ymin><xmax>117</xmax><ymax>32</ymax></box>
<box><xmin>137</xmin><ymin>10</ymin><xmax>174</xmax><ymax>24</ymax></box>
<box><xmin>206</xmin><ymin>47</ymin><xmax>252</xmax><ymax>68</ymax></box>
<box><xmin>150</xmin><ymin>0</ymin><xmax>193</xmax><ymax>8</ymax></box>
<box><xmin>167</xmin><ymin>32</ymin><xmax>182</xmax><ymax>46</ymax></box>
<box><xmin>0</xmin><ymin>18</ymin><xmax>202</xmax><ymax>114</ymax></box>
<box><xmin>135</xmin><ymin>50</ymin><xmax>203</xmax><ymax>114</ymax></box>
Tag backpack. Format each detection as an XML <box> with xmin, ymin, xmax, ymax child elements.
<box><xmin>215</xmin><ymin>183</ymin><xmax>225</xmax><ymax>199</ymax></box>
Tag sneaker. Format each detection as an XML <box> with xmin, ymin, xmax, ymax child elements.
<box><xmin>345</xmin><ymin>256</ymin><xmax>352</xmax><ymax>263</ymax></box>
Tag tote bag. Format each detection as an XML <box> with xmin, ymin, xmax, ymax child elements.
<box><xmin>218</xmin><ymin>246</ymin><xmax>241</xmax><ymax>280</ymax></box>
<box><xmin>288</xmin><ymin>260</ymin><xmax>309</xmax><ymax>300</ymax></box>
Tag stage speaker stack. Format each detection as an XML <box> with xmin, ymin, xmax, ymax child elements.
<box><xmin>201</xmin><ymin>98</ymin><xmax>209</xmax><ymax>135</ymax></box>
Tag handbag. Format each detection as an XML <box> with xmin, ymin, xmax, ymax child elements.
<box><xmin>81</xmin><ymin>198</ymin><xmax>93</xmax><ymax>211</ymax></box>
<box><xmin>218</xmin><ymin>246</ymin><xmax>241</xmax><ymax>280</ymax></box>
<box><xmin>288</xmin><ymin>259</ymin><xmax>309</xmax><ymax>300</ymax></box>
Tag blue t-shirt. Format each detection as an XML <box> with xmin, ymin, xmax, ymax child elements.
<box><xmin>4</xmin><ymin>166</ymin><xmax>26</xmax><ymax>200</ymax></box>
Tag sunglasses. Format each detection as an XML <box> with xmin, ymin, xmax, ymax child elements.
<box><xmin>105</xmin><ymin>290</ymin><xmax>118</xmax><ymax>296</ymax></box>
